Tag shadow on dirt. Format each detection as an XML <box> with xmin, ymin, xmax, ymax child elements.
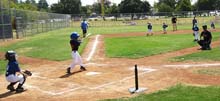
<box><xmin>59</xmin><ymin>70</ymin><xmax>83</xmax><ymax>78</ymax></box>
<box><xmin>0</xmin><ymin>90</ymin><xmax>27</xmax><ymax>98</ymax></box>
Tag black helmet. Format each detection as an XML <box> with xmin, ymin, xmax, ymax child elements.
<box><xmin>202</xmin><ymin>25</ymin><xmax>207</xmax><ymax>29</ymax></box>
<box><xmin>5</xmin><ymin>50</ymin><xmax>16</xmax><ymax>61</ymax></box>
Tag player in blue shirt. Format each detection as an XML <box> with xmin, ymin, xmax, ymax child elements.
<box><xmin>192</xmin><ymin>23</ymin><xmax>199</xmax><ymax>41</ymax></box>
<box><xmin>5</xmin><ymin>51</ymin><xmax>26</xmax><ymax>93</ymax></box>
<box><xmin>81</xmin><ymin>19</ymin><xmax>89</xmax><ymax>38</ymax></box>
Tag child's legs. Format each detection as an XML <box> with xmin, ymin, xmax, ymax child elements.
<box><xmin>6</xmin><ymin>74</ymin><xmax>25</xmax><ymax>85</ymax></box>
<box><xmin>70</xmin><ymin>51</ymin><xmax>84</xmax><ymax>69</ymax></box>
<box><xmin>195</xmin><ymin>31</ymin><xmax>199</xmax><ymax>40</ymax></box>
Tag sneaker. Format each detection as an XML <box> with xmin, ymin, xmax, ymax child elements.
<box><xmin>7</xmin><ymin>85</ymin><xmax>15</xmax><ymax>91</ymax></box>
<box><xmin>16</xmin><ymin>87</ymin><xmax>24</xmax><ymax>93</ymax></box>
<box><xmin>80</xmin><ymin>66</ymin><xmax>86</xmax><ymax>71</ymax></box>
<box><xmin>66</xmin><ymin>67</ymin><xmax>71</xmax><ymax>74</ymax></box>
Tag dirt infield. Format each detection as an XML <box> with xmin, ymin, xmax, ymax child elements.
<box><xmin>0</xmin><ymin>29</ymin><xmax>220</xmax><ymax>101</ymax></box>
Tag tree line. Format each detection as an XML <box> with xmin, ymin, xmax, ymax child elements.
<box><xmin>3</xmin><ymin>0</ymin><xmax>220</xmax><ymax>14</ymax></box>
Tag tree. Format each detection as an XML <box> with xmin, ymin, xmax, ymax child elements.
<box><xmin>195</xmin><ymin>0</ymin><xmax>215</xmax><ymax>10</ymax></box>
<box><xmin>157</xmin><ymin>3</ymin><xmax>174</xmax><ymax>12</ymax></box>
<box><xmin>51</xmin><ymin>3</ymin><xmax>63</xmax><ymax>13</ymax></box>
<box><xmin>38</xmin><ymin>0</ymin><xmax>48</xmax><ymax>11</ymax></box>
<box><xmin>25</xmin><ymin>0</ymin><xmax>31</xmax><ymax>4</ymax></box>
<box><xmin>156</xmin><ymin>0</ymin><xmax>177</xmax><ymax>12</ymax></box>
<box><xmin>176</xmin><ymin>0</ymin><xmax>192</xmax><ymax>11</ymax></box>
<box><xmin>51</xmin><ymin>0</ymin><xmax>81</xmax><ymax>14</ymax></box>
<box><xmin>142</xmin><ymin>1</ymin><xmax>151</xmax><ymax>13</ymax></box>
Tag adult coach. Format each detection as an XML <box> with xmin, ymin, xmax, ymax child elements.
<box><xmin>192</xmin><ymin>16</ymin><xmax>197</xmax><ymax>28</ymax></box>
<box><xmin>81</xmin><ymin>19</ymin><xmax>89</xmax><ymax>38</ymax></box>
<box><xmin>198</xmin><ymin>25</ymin><xmax>212</xmax><ymax>50</ymax></box>
<box><xmin>171</xmin><ymin>16</ymin><xmax>177</xmax><ymax>31</ymax></box>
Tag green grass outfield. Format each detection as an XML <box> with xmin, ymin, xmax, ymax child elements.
<box><xmin>103</xmin><ymin>84</ymin><xmax>220</xmax><ymax>101</ymax></box>
<box><xmin>172</xmin><ymin>48</ymin><xmax>220</xmax><ymax>62</ymax></box>
<box><xmin>105</xmin><ymin>32</ymin><xmax>219</xmax><ymax>58</ymax></box>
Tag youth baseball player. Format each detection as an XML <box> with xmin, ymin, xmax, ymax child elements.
<box><xmin>198</xmin><ymin>25</ymin><xmax>212</xmax><ymax>50</ymax></box>
<box><xmin>192</xmin><ymin>23</ymin><xmax>199</xmax><ymax>41</ymax></box>
<box><xmin>211</xmin><ymin>21</ymin><xmax>215</xmax><ymax>30</ymax></box>
<box><xmin>146</xmin><ymin>23</ymin><xmax>153</xmax><ymax>36</ymax></box>
<box><xmin>67</xmin><ymin>32</ymin><xmax>86</xmax><ymax>74</ymax></box>
<box><xmin>4</xmin><ymin>51</ymin><xmax>32</xmax><ymax>93</ymax></box>
<box><xmin>81</xmin><ymin>19</ymin><xmax>89</xmax><ymax>38</ymax></box>
<box><xmin>162</xmin><ymin>22</ymin><xmax>168</xmax><ymax>34</ymax></box>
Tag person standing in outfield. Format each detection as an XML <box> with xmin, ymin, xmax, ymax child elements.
<box><xmin>81</xmin><ymin>19</ymin><xmax>89</xmax><ymax>38</ymax></box>
<box><xmin>146</xmin><ymin>23</ymin><xmax>153</xmax><ymax>36</ymax></box>
<box><xmin>67</xmin><ymin>32</ymin><xmax>86</xmax><ymax>74</ymax></box>
<box><xmin>162</xmin><ymin>23</ymin><xmax>168</xmax><ymax>34</ymax></box>
<box><xmin>211</xmin><ymin>21</ymin><xmax>215</xmax><ymax>30</ymax></box>
<box><xmin>5</xmin><ymin>51</ymin><xmax>27</xmax><ymax>93</ymax></box>
<box><xmin>197</xmin><ymin>25</ymin><xmax>212</xmax><ymax>50</ymax></box>
<box><xmin>171</xmin><ymin>16</ymin><xmax>177</xmax><ymax>31</ymax></box>
<box><xmin>192</xmin><ymin>23</ymin><xmax>199</xmax><ymax>42</ymax></box>
<box><xmin>192</xmin><ymin>16</ymin><xmax>197</xmax><ymax>28</ymax></box>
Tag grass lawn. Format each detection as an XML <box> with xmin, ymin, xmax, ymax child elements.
<box><xmin>105</xmin><ymin>32</ymin><xmax>219</xmax><ymax>58</ymax></box>
<box><xmin>172</xmin><ymin>48</ymin><xmax>220</xmax><ymax>62</ymax></box>
<box><xmin>0</xmin><ymin>60</ymin><xmax>7</xmax><ymax>74</ymax></box>
<box><xmin>104</xmin><ymin>84</ymin><xmax>220</xmax><ymax>101</ymax></box>
<box><xmin>0</xmin><ymin>28</ymin><xmax>89</xmax><ymax>61</ymax></box>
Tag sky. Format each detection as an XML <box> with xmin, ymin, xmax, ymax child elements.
<box><xmin>23</xmin><ymin>0</ymin><xmax>197</xmax><ymax>6</ymax></box>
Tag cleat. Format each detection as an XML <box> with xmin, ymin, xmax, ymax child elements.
<box><xmin>7</xmin><ymin>85</ymin><xmax>15</xmax><ymax>91</ymax></box>
<box><xmin>67</xmin><ymin>67</ymin><xmax>71</xmax><ymax>74</ymax></box>
<box><xmin>16</xmin><ymin>87</ymin><xmax>24</xmax><ymax>93</ymax></box>
<box><xmin>80</xmin><ymin>66</ymin><xmax>86</xmax><ymax>71</ymax></box>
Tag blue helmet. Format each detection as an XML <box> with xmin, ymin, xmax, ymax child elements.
<box><xmin>70</xmin><ymin>32</ymin><xmax>80</xmax><ymax>40</ymax></box>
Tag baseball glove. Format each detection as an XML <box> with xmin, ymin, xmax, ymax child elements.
<box><xmin>23</xmin><ymin>70</ymin><xmax>32</xmax><ymax>76</ymax></box>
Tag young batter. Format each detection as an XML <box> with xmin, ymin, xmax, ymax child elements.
<box><xmin>67</xmin><ymin>32</ymin><xmax>86</xmax><ymax>74</ymax></box>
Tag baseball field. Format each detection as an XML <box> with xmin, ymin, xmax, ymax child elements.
<box><xmin>0</xmin><ymin>18</ymin><xmax>220</xmax><ymax>101</ymax></box>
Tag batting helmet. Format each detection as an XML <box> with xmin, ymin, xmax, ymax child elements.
<box><xmin>5</xmin><ymin>50</ymin><xmax>17</xmax><ymax>61</ymax></box>
<box><xmin>70</xmin><ymin>32</ymin><xmax>80</xmax><ymax>40</ymax></box>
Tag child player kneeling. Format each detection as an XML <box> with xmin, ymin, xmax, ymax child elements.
<box><xmin>5</xmin><ymin>51</ymin><xmax>27</xmax><ymax>93</ymax></box>
<box><xmin>67</xmin><ymin>32</ymin><xmax>86</xmax><ymax>74</ymax></box>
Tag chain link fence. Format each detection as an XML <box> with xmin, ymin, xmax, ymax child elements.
<box><xmin>0</xmin><ymin>1</ymin><xmax>71</xmax><ymax>41</ymax></box>
<box><xmin>71</xmin><ymin>10</ymin><xmax>219</xmax><ymax>27</ymax></box>
<box><xmin>12</xmin><ymin>9</ymin><xmax>71</xmax><ymax>39</ymax></box>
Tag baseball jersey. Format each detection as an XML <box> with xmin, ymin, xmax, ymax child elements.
<box><xmin>192</xmin><ymin>19</ymin><xmax>197</xmax><ymax>25</ymax></box>
<box><xmin>81</xmin><ymin>21</ymin><xmax>88</xmax><ymax>30</ymax></box>
<box><xmin>70</xmin><ymin>39</ymin><xmax>81</xmax><ymax>51</ymax></box>
<box><xmin>5</xmin><ymin>61</ymin><xmax>21</xmax><ymax>77</ymax></box>
<box><xmin>211</xmin><ymin>23</ymin><xmax>215</xmax><ymax>27</ymax></box>
<box><xmin>192</xmin><ymin>26</ymin><xmax>199</xmax><ymax>31</ymax></box>
<box><xmin>172</xmin><ymin>17</ymin><xmax>177</xmax><ymax>23</ymax></box>
<box><xmin>201</xmin><ymin>30</ymin><xmax>212</xmax><ymax>42</ymax></box>
<box><xmin>148</xmin><ymin>24</ymin><xmax>152</xmax><ymax>29</ymax></box>
<box><xmin>163</xmin><ymin>24</ymin><xmax>168</xmax><ymax>29</ymax></box>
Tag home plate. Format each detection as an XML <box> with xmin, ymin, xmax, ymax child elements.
<box><xmin>128</xmin><ymin>87</ymin><xmax>148</xmax><ymax>94</ymax></box>
<box><xmin>86</xmin><ymin>72</ymin><xmax>101</xmax><ymax>76</ymax></box>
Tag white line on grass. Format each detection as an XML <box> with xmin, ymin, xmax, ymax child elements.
<box><xmin>86</xmin><ymin>35</ymin><xmax>100</xmax><ymax>61</ymax></box>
